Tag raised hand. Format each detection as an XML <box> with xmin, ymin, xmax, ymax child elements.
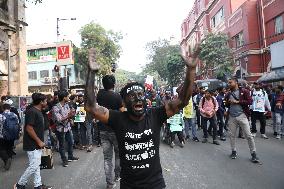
<box><xmin>181</xmin><ymin>43</ymin><xmax>201</xmax><ymax>68</ymax></box>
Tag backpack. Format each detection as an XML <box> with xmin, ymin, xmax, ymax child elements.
<box><xmin>2</xmin><ymin>112</ymin><xmax>19</xmax><ymax>140</ymax></box>
<box><xmin>201</xmin><ymin>96</ymin><xmax>216</xmax><ymax>110</ymax></box>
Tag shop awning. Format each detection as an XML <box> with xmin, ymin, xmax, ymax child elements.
<box><xmin>257</xmin><ymin>69</ymin><xmax>284</xmax><ymax>83</ymax></box>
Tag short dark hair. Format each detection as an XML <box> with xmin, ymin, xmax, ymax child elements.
<box><xmin>228</xmin><ymin>77</ymin><xmax>238</xmax><ymax>83</ymax></box>
<box><xmin>58</xmin><ymin>90</ymin><xmax>69</xmax><ymax>101</ymax></box>
<box><xmin>32</xmin><ymin>93</ymin><xmax>47</xmax><ymax>105</ymax></box>
<box><xmin>54</xmin><ymin>91</ymin><xmax>59</xmax><ymax>96</ymax></box>
<box><xmin>69</xmin><ymin>95</ymin><xmax>77</xmax><ymax>101</ymax></box>
<box><xmin>120</xmin><ymin>82</ymin><xmax>145</xmax><ymax>100</ymax></box>
<box><xmin>102</xmin><ymin>75</ymin><xmax>116</xmax><ymax>90</ymax></box>
<box><xmin>1</xmin><ymin>96</ymin><xmax>6</xmax><ymax>101</ymax></box>
<box><xmin>277</xmin><ymin>85</ymin><xmax>283</xmax><ymax>91</ymax></box>
<box><xmin>2</xmin><ymin>103</ymin><xmax>11</xmax><ymax>110</ymax></box>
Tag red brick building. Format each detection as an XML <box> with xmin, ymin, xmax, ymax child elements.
<box><xmin>181</xmin><ymin>0</ymin><xmax>284</xmax><ymax>82</ymax></box>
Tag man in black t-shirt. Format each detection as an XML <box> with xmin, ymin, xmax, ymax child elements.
<box><xmin>85</xmin><ymin>44</ymin><xmax>201</xmax><ymax>189</ymax></box>
<box><xmin>14</xmin><ymin>93</ymin><xmax>52</xmax><ymax>189</ymax></box>
<box><xmin>97</xmin><ymin>75</ymin><xmax>124</xmax><ymax>189</ymax></box>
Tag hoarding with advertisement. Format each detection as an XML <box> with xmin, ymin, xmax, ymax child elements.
<box><xmin>56</xmin><ymin>40</ymin><xmax>74</xmax><ymax>66</ymax></box>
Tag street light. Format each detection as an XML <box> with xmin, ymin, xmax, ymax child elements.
<box><xmin>56</xmin><ymin>17</ymin><xmax>76</xmax><ymax>42</ymax></box>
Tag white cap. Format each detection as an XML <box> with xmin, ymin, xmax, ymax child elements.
<box><xmin>3</xmin><ymin>99</ymin><xmax>13</xmax><ymax>105</ymax></box>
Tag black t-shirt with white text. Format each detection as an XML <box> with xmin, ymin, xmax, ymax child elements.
<box><xmin>23</xmin><ymin>106</ymin><xmax>45</xmax><ymax>151</ymax></box>
<box><xmin>108</xmin><ymin>106</ymin><xmax>168</xmax><ymax>189</ymax></box>
<box><xmin>97</xmin><ymin>89</ymin><xmax>123</xmax><ymax>132</ymax></box>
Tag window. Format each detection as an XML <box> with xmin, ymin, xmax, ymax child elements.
<box><xmin>67</xmin><ymin>68</ymin><xmax>72</xmax><ymax>77</ymax></box>
<box><xmin>52</xmin><ymin>70</ymin><xmax>57</xmax><ymax>77</ymax></box>
<box><xmin>40</xmin><ymin>70</ymin><xmax>49</xmax><ymax>78</ymax></box>
<box><xmin>28</xmin><ymin>71</ymin><xmax>37</xmax><ymax>80</ymax></box>
<box><xmin>275</xmin><ymin>15</ymin><xmax>284</xmax><ymax>34</ymax></box>
<box><xmin>235</xmin><ymin>32</ymin><xmax>244</xmax><ymax>48</ymax></box>
<box><xmin>211</xmin><ymin>7</ymin><xmax>224</xmax><ymax>28</ymax></box>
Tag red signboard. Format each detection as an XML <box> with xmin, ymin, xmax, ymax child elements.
<box><xmin>56</xmin><ymin>40</ymin><xmax>73</xmax><ymax>65</ymax></box>
<box><xmin>57</xmin><ymin>45</ymin><xmax>70</xmax><ymax>60</ymax></box>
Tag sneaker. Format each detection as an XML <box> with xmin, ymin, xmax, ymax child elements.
<box><xmin>87</xmin><ymin>145</ymin><xmax>93</xmax><ymax>152</ymax></box>
<box><xmin>251</xmin><ymin>133</ymin><xmax>256</xmax><ymax>137</ymax></box>
<box><xmin>4</xmin><ymin>158</ymin><xmax>12</xmax><ymax>170</ymax></box>
<box><xmin>276</xmin><ymin>135</ymin><xmax>281</xmax><ymax>139</ymax></box>
<box><xmin>261</xmin><ymin>134</ymin><xmax>269</xmax><ymax>139</ymax></box>
<box><xmin>68</xmin><ymin>156</ymin><xmax>79</xmax><ymax>162</ymax></box>
<box><xmin>213</xmin><ymin>140</ymin><xmax>220</xmax><ymax>145</ymax></box>
<box><xmin>14</xmin><ymin>183</ymin><xmax>25</xmax><ymax>189</ymax></box>
<box><xmin>114</xmin><ymin>176</ymin><xmax>121</xmax><ymax>182</ymax></box>
<box><xmin>34</xmin><ymin>184</ymin><xmax>53</xmax><ymax>189</ymax></box>
<box><xmin>230</xmin><ymin>151</ymin><xmax>237</xmax><ymax>159</ymax></box>
<box><xmin>180</xmin><ymin>141</ymin><xmax>185</xmax><ymax>148</ymax></box>
<box><xmin>251</xmin><ymin>152</ymin><xmax>260</xmax><ymax>163</ymax></box>
<box><xmin>202</xmin><ymin>138</ymin><xmax>208</xmax><ymax>143</ymax></box>
<box><xmin>220</xmin><ymin>136</ymin><xmax>226</xmax><ymax>141</ymax></box>
<box><xmin>106</xmin><ymin>183</ymin><xmax>116</xmax><ymax>189</ymax></box>
<box><xmin>170</xmin><ymin>142</ymin><xmax>175</xmax><ymax>148</ymax></box>
<box><xmin>62</xmin><ymin>160</ymin><xmax>69</xmax><ymax>167</ymax></box>
<box><xmin>193</xmin><ymin>137</ymin><xmax>199</xmax><ymax>142</ymax></box>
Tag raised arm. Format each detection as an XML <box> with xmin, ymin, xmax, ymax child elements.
<box><xmin>84</xmin><ymin>49</ymin><xmax>109</xmax><ymax>124</ymax></box>
<box><xmin>165</xmin><ymin>44</ymin><xmax>200</xmax><ymax>118</ymax></box>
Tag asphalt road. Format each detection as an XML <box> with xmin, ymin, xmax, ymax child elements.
<box><xmin>0</xmin><ymin>124</ymin><xmax>284</xmax><ymax>189</ymax></box>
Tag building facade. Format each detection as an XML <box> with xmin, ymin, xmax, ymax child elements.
<box><xmin>27</xmin><ymin>43</ymin><xmax>78</xmax><ymax>94</ymax></box>
<box><xmin>0</xmin><ymin>0</ymin><xmax>28</xmax><ymax>96</ymax></box>
<box><xmin>181</xmin><ymin>0</ymin><xmax>284</xmax><ymax>82</ymax></box>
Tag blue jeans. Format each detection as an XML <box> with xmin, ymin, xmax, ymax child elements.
<box><xmin>184</xmin><ymin>118</ymin><xmax>197</xmax><ymax>138</ymax></box>
<box><xmin>18</xmin><ymin>149</ymin><xmax>42</xmax><ymax>187</ymax></box>
<box><xmin>275</xmin><ymin>113</ymin><xmax>284</xmax><ymax>134</ymax></box>
<box><xmin>56</xmin><ymin>130</ymin><xmax>74</xmax><ymax>161</ymax></box>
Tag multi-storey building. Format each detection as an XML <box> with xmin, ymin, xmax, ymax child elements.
<box><xmin>0</xmin><ymin>0</ymin><xmax>28</xmax><ymax>95</ymax></box>
<box><xmin>181</xmin><ymin>0</ymin><xmax>284</xmax><ymax>82</ymax></box>
<box><xmin>27</xmin><ymin>43</ymin><xmax>79</xmax><ymax>94</ymax></box>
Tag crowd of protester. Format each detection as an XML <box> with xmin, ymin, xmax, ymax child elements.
<box><xmin>0</xmin><ymin>76</ymin><xmax>283</xmax><ymax>189</ymax></box>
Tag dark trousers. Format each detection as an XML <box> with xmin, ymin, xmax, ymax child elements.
<box><xmin>170</xmin><ymin>131</ymin><xmax>184</xmax><ymax>143</ymax></box>
<box><xmin>251</xmin><ymin>111</ymin><xmax>266</xmax><ymax>134</ymax></box>
<box><xmin>202</xmin><ymin>116</ymin><xmax>217</xmax><ymax>140</ymax></box>
<box><xmin>216</xmin><ymin>111</ymin><xmax>225</xmax><ymax>137</ymax></box>
<box><xmin>0</xmin><ymin>139</ymin><xmax>14</xmax><ymax>162</ymax></box>
<box><xmin>72</xmin><ymin>123</ymin><xmax>80</xmax><ymax>145</ymax></box>
<box><xmin>93</xmin><ymin>123</ymin><xmax>101</xmax><ymax>145</ymax></box>
<box><xmin>196</xmin><ymin>109</ymin><xmax>201</xmax><ymax>128</ymax></box>
<box><xmin>55</xmin><ymin>130</ymin><xmax>74</xmax><ymax>161</ymax></box>
<box><xmin>79</xmin><ymin>122</ymin><xmax>87</xmax><ymax>146</ymax></box>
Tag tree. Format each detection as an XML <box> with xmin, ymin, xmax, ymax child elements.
<box><xmin>198</xmin><ymin>33</ymin><xmax>234</xmax><ymax>78</ymax></box>
<box><xmin>74</xmin><ymin>22</ymin><xmax>123</xmax><ymax>80</ymax></box>
<box><xmin>144</xmin><ymin>39</ymin><xmax>180</xmax><ymax>83</ymax></box>
<box><xmin>167</xmin><ymin>54</ymin><xmax>185</xmax><ymax>87</ymax></box>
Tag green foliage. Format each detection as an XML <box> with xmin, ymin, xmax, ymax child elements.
<box><xmin>199</xmin><ymin>33</ymin><xmax>234</xmax><ymax>77</ymax></box>
<box><xmin>74</xmin><ymin>22</ymin><xmax>123</xmax><ymax>80</ymax></box>
<box><xmin>114</xmin><ymin>69</ymin><xmax>145</xmax><ymax>91</ymax></box>
<box><xmin>167</xmin><ymin>54</ymin><xmax>185</xmax><ymax>87</ymax></box>
<box><xmin>144</xmin><ymin>39</ymin><xmax>182</xmax><ymax>86</ymax></box>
